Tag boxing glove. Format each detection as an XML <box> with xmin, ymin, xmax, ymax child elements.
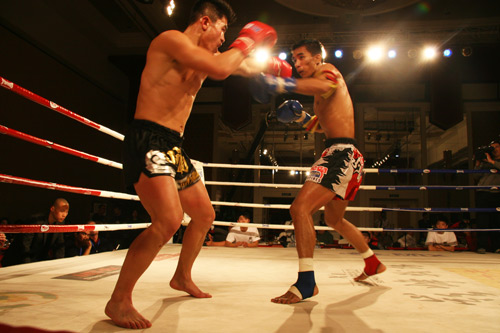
<box><xmin>276</xmin><ymin>100</ymin><xmax>303</xmax><ymax>123</ymax></box>
<box><xmin>249</xmin><ymin>73</ymin><xmax>297</xmax><ymax>104</ymax></box>
<box><xmin>229</xmin><ymin>21</ymin><xmax>277</xmax><ymax>57</ymax></box>
<box><xmin>267</xmin><ymin>57</ymin><xmax>292</xmax><ymax>78</ymax></box>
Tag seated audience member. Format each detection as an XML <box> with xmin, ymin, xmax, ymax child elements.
<box><xmin>362</xmin><ymin>231</ymin><xmax>379</xmax><ymax>250</ymax></box>
<box><xmin>65</xmin><ymin>231</ymin><xmax>92</xmax><ymax>257</ymax></box>
<box><xmin>225</xmin><ymin>213</ymin><xmax>260</xmax><ymax>247</ymax></box>
<box><xmin>205</xmin><ymin>226</ymin><xmax>229</xmax><ymax>246</ymax></box>
<box><xmin>449</xmin><ymin>213</ymin><xmax>476</xmax><ymax>250</ymax></box>
<box><xmin>1</xmin><ymin>198</ymin><xmax>69</xmax><ymax>266</ymax></box>
<box><xmin>86</xmin><ymin>221</ymin><xmax>114</xmax><ymax>253</ymax></box>
<box><xmin>316</xmin><ymin>220</ymin><xmax>335</xmax><ymax>245</ymax></box>
<box><xmin>397</xmin><ymin>232</ymin><xmax>418</xmax><ymax>248</ymax></box>
<box><xmin>425</xmin><ymin>217</ymin><xmax>457</xmax><ymax>251</ymax></box>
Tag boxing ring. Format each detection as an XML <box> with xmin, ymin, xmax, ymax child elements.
<box><xmin>1</xmin><ymin>76</ymin><xmax>500</xmax><ymax>332</ymax></box>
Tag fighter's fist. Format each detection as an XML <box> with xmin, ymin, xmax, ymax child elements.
<box><xmin>230</xmin><ymin>21</ymin><xmax>277</xmax><ymax>57</ymax></box>
<box><xmin>276</xmin><ymin>100</ymin><xmax>303</xmax><ymax>123</ymax></box>
<box><xmin>267</xmin><ymin>57</ymin><xmax>292</xmax><ymax>78</ymax></box>
<box><xmin>249</xmin><ymin>73</ymin><xmax>297</xmax><ymax>104</ymax></box>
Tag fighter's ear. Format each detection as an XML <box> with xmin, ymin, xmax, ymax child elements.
<box><xmin>200</xmin><ymin>16</ymin><xmax>211</xmax><ymax>31</ymax></box>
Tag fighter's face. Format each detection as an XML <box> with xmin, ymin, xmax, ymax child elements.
<box><xmin>291</xmin><ymin>46</ymin><xmax>321</xmax><ymax>78</ymax></box>
<box><xmin>205</xmin><ymin>17</ymin><xmax>228</xmax><ymax>53</ymax></box>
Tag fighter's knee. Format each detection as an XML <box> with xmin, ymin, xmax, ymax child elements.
<box><xmin>151</xmin><ymin>215</ymin><xmax>183</xmax><ymax>242</ymax></box>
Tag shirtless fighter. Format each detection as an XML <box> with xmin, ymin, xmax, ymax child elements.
<box><xmin>250</xmin><ymin>39</ymin><xmax>386</xmax><ymax>304</ymax></box>
<box><xmin>105</xmin><ymin>0</ymin><xmax>290</xmax><ymax>328</ymax></box>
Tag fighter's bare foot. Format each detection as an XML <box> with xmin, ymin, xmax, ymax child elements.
<box><xmin>271</xmin><ymin>285</ymin><xmax>319</xmax><ymax>304</ymax></box>
<box><xmin>170</xmin><ymin>277</ymin><xmax>212</xmax><ymax>298</ymax></box>
<box><xmin>354</xmin><ymin>262</ymin><xmax>387</xmax><ymax>282</ymax></box>
<box><xmin>105</xmin><ymin>299</ymin><xmax>152</xmax><ymax>329</ymax></box>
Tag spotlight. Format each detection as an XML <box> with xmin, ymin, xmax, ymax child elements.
<box><xmin>165</xmin><ymin>0</ymin><xmax>175</xmax><ymax>16</ymax></box>
<box><xmin>366</xmin><ymin>46</ymin><xmax>383</xmax><ymax>62</ymax></box>
<box><xmin>387</xmin><ymin>49</ymin><xmax>397</xmax><ymax>59</ymax></box>
<box><xmin>334</xmin><ymin>49</ymin><xmax>343</xmax><ymax>58</ymax></box>
<box><xmin>278</xmin><ymin>52</ymin><xmax>287</xmax><ymax>60</ymax></box>
<box><xmin>443</xmin><ymin>48</ymin><xmax>452</xmax><ymax>57</ymax></box>
<box><xmin>422</xmin><ymin>46</ymin><xmax>437</xmax><ymax>60</ymax></box>
<box><xmin>462</xmin><ymin>47</ymin><xmax>472</xmax><ymax>57</ymax></box>
<box><xmin>289</xmin><ymin>170</ymin><xmax>295</xmax><ymax>176</ymax></box>
<box><xmin>262</xmin><ymin>148</ymin><xmax>268</xmax><ymax>155</ymax></box>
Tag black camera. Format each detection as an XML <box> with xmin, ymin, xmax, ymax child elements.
<box><xmin>475</xmin><ymin>145</ymin><xmax>494</xmax><ymax>161</ymax></box>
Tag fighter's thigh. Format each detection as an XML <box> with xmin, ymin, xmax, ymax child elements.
<box><xmin>323</xmin><ymin>200</ymin><xmax>349</xmax><ymax>227</ymax></box>
<box><xmin>291</xmin><ymin>181</ymin><xmax>336</xmax><ymax>214</ymax></box>
<box><xmin>134</xmin><ymin>173</ymin><xmax>183</xmax><ymax>223</ymax></box>
<box><xmin>178</xmin><ymin>181</ymin><xmax>215</xmax><ymax>223</ymax></box>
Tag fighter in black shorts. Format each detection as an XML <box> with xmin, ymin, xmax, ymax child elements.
<box><xmin>123</xmin><ymin>119</ymin><xmax>200</xmax><ymax>192</ymax></box>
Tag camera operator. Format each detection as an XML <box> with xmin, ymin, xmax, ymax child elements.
<box><xmin>473</xmin><ymin>137</ymin><xmax>500</xmax><ymax>254</ymax></box>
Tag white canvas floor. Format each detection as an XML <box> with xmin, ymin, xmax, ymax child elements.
<box><xmin>1</xmin><ymin>245</ymin><xmax>499</xmax><ymax>332</ymax></box>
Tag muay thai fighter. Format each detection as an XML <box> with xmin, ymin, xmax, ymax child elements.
<box><xmin>105</xmin><ymin>0</ymin><xmax>291</xmax><ymax>328</ymax></box>
<box><xmin>250</xmin><ymin>39</ymin><xmax>386</xmax><ymax>304</ymax></box>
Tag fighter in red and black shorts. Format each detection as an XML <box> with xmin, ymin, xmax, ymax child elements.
<box><xmin>306</xmin><ymin>137</ymin><xmax>364</xmax><ymax>200</ymax></box>
<box><xmin>123</xmin><ymin>119</ymin><xmax>200</xmax><ymax>193</ymax></box>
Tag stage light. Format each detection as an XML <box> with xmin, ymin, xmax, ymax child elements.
<box><xmin>334</xmin><ymin>49</ymin><xmax>343</xmax><ymax>58</ymax></box>
<box><xmin>387</xmin><ymin>49</ymin><xmax>397</xmax><ymax>59</ymax></box>
<box><xmin>422</xmin><ymin>46</ymin><xmax>437</xmax><ymax>60</ymax></box>
<box><xmin>262</xmin><ymin>148</ymin><xmax>268</xmax><ymax>155</ymax></box>
<box><xmin>166</xmin><ymin>0</ymin><xmax>175</xmax><ymax>16</ymax></box>
<box><xmin>443</xmin><ymin>49</ymin><xmax>452</xmax><ymax>57</ymax></box>
<box><xmin>289</xmin><ymin>170</ymin><xmax>295</xmax><ymax>176</ymax></box>
<box><xmin>366</xmin><ymin>46</ymin><xmax>383</xmax><ymax>62</ymax></box>
<box><xmin>278</xmin><ymin>52</ymin><xmax>287</xmax><ymax>60</ymax></box>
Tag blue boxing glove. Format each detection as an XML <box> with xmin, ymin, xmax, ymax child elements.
<box><xmin>250</xmin><ymin>73</ymin><xmax>297</xmax><ymax>104</ymax></box>
<box><xmin>276</xmin><ymin>100</ymin><xmax>303</xmax><ymax>123</ymax></box>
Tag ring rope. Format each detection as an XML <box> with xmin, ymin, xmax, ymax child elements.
<box><xmin>0</xmin><ymin>76</ymin><xmax>124</xmax><ymax>141</ymax></box>
<box><xmin>0</xmin><ymin>124</ymin><xmax>123</xmax><ymax>169</ymax></box>
<box><xmin>205</xmin><ymin>180</ymin><xmax>499</xmax><ymax>191</ymax></box>
<box><xmin>1</xmin><ymin>173</ymin><xmax>498</xmax><ymax>213</ymax></box>
<box><xmin>1</xmin><ymin>222</ymin><xmax>498</xmax><ymax>234</ymax></box>
<box><xmin>0</xmin><ymin>173</ymin><xmax>139</xmax><ymax>201</ymax></box>
<box><xmin>201</xmin><ymin>162</ymin><xmax>497</xmax><ymax>174</ymax></box>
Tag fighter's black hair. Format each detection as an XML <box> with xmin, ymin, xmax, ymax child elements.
<box><xmin>188</xmin><ymin>0</ymin><xmax>236</xmax><ymax>25</ymax></box>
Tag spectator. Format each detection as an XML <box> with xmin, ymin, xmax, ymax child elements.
<box><xmin>362</xmin><ymin>231</ymin><xmax>379</xmax><ymax>249</ymax></box>
<box><xmin>1</xmin><ymin>198</ymin><xmax>69</xmax><ymax>266</ymax></box>
<box><xmin>225</xmin><ymin>213</ymin><xmax>260</xmax><ymax>247</ymax></box>
<box><xmin>205</xmin><ymin>226</ymin><xmax>229</xmax><ymax>246</ymax></box>
<box><xmin>316</xmin><ymin>220</ymin><xmax>335</xmax><ymax>245</ymax></box>
<box><xmin>86</xmin><ymin>221</ymin><xmax>114</xmax><ymax>253</ymax></box>
<box><xmin>425</xmin><ymin>217</ymin><xmax>457</xmax><ymax>251</ymax></box>
<box><xmin>374</xmin><ymin>211</ymin><xmax>394</xmax><ymax>249</ymax></box>
<box><xmin>397</xmin><ymin>232</ymin><xmax>418</xmax><ymax>248</ymax></box>
<box><xmin>449</xmin><ymin>213</ymin><xmax>476</xmax><ymax>251</ymax></box>
<box><xmin>473</xmin><ymin>137</ymin><xmax>500</xmax><ymax>254</ymax></box>
<box><xmin>65</xmin><ymin>231</ymin><xmax>92</xmax><ymax>257</ymax></box>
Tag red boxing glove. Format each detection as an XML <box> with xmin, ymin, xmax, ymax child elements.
<box><xmin>267</xmin><ymin>57</ymin><xmax>292</xmax><ymax>77</ymax></box>
<box><xmin>229</xmin><ymin>21</ymin><xmax>277</xmax><ymax>56</ymax></box>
